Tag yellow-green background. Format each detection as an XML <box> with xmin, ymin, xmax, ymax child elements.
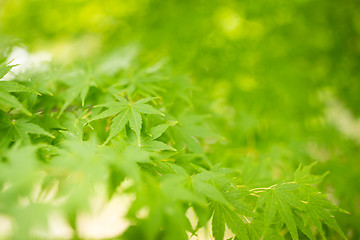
<box><xmin>1</xmin><ymin>0</ymin><xmax>359</xmax><ymax>238</ymax></box>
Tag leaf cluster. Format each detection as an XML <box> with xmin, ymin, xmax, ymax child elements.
<box><xmin>0</xmin><ymin>53</ymin><xmax>347</xmax><ymax>240</ymax></box>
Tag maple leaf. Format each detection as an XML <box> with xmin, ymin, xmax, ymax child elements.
<box><xmin>0</xmin><ymin>64</ymin><xmax>41</xmax><ymax>115</ymax></box>
<box><xmin>0</xmin><ymin>112</ymin><xmax>54</xmax><ymax>148</ymax></box>
<box><xmin>171</xmin><ymin>112</ymin><xmax>217</xmax><ymax>155</ymax></box>
<box><xmin>256</xmin><ymin>183</ymin><xmax>303</xmax><ymax>240</ymax></box>
<box><xmin>57</xmin><ymin>69</ymin><xmax>96</xmax><ymax>117</ymax></box>
<box><xmin>89</xmin><ymin>96</ymin><xmax>163</xmax><ymax>145</ymax></box>
<box><xmin>210</xmin><ymin>181</ymin><xmax>254</xmax><ymax>240</ymax></box>
<box><xmin>0</xmin><ymin>80</ymin><xmax>40</xmax><ymax>95</ymax></box>
<box><xmin>107</xmin><ymin>60</ymin><xmax>168</xmax><ymax>98</ymax></box>
<box><xmin>0</xmin><ymin>58</ymin><xmax>15</xmax><ymax>79</ymax></box>
<box><xmin>139</xmin><ymin>122</ymin><xmax>177</xmax><ymax>152</ymax></box>
<box><xmin>141</xmin><ymin>139</ymin><xmax>176</xmax><ymax>152</ymax></box>
<box><xmin>301</xmin><ymin>193</ymin><xmax>346</xmax><ymax>239</ymax></box>
<box><xmin>211</xmin><ymin>202</ymin><xmax>225</xmax><ymax>240</ymax></box>
<box><xmin>211</xmin><ymin>202</ymin><xmax>249</xmax><ymax>240</ymax></box>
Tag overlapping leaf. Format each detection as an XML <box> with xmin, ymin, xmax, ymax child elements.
<box><xmin>0</xmin><ymin>80</ymin><xmax>40</xmax><ymax>115</ymax></box>
<box><xmin>89</xmin><ymin>96</ymin><xmax>163</xmax><ymax>144</ymax></box>
<box><xmin>0</xmin><ymin>112</ymin><xmax>54</xmax><ymax>148</ymax></box>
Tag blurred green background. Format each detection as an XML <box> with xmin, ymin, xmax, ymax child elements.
<box><xmin>0</xmin><ymin>0</ymin><xmax>359</xmax><ymax>238</ymax></box>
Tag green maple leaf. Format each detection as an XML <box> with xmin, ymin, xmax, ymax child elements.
<box><xmin>0</xmin><ymin>79</ymin><xmax>41</xmax><ymax>116</ymax></box>
<box><xmin>0</xmin><ymin>59</ymin><xmax>15</xmax><ymax>79</ymax></box>
<box><xmin>294</xmin><ymin>213</ymin><xmax>316</xmax><ymax>240</ymax></box>
<box><xmin>89</xmin><ymin>96</ymin><xmax>163</xmax><ymax>145</ymax></box>
<box><xmin>294</xmin><ymin>163</ymin><xmax>327</xmax><ymax>185</ymax></box>
<box><xmin>172</xmin><ymin>112</ymin><xmax>216</xmax><ymax>154</ymax></box>
<box><xmin>0</xmin><ymin>113</ymin><xmax>54</xmax><ymax>148</ymax></box>
<box><xmin>139</xmin><ymin>122</ymin><xmax>177</xmax><ymax>152</ymax></box>
<box><xmin>292</xmin><ymin>164</ymin><xmax>345</xmax><ymax>239</ymax></box>
<box><xmin>211</xmin><ymin>182</ymin><xmax>253</xmax><ymax>240</ymax></box>
<box><xmin>223</xmin><ymin>206</ymin><xmax>249</xmax><ymax>240</ymax></box>
<box><xmin>257</xmin><ymin>183</ymin><xmax>303</xmax><ymax>240</ymax></box>
<box><xmin>303</xmin><ymin>194</ymin><xmax>346</xmax><ymax>239</ymax></box>
<box><xmin>160</xmin><ymin>173</ymin><xmax>206</xmax><ymax>205</ymax></box>
<box><xmin>263</xmin><ymin>190</ymin><xmax>277</xmax><ymax>227</ymax></box>
<box><xmin>212</xmin><ymin>202</ymin><xmax>225</xmax><ymax>240</ymax></box>
<box><xmin>0</xmin><ymin>81</ymin><xmax>41</xmax><ymax>95</ymax></box>
<box><xmin>58</xmin><ymin>69</ymin><xmax>96</xmax><ymax>117</ymax></box>
<box><xmin>108</xmin><ymin>60</ymin><xmax>168</xmax><ymax>98</ymax></box>
<box><xmin>212</xmin><ymin>202</ymin><xmax>249</xmax><ymax>240</ymax></box>
<box><xmin>148</xmin><ymin>123</ymin><xmax>171</xmax><ymax>139</ymax></box>
<box><xmin>274</xmin><ymin>190</ymin><xmax>299</xmax><ymax>240</ymax></box>
<box><xmin>141</xmin><ymin>140</ymin><xmax>176</xmax><ymax>152</ymax></box>
<box><xmin>0</xmin><ymin>90</ymin><xmax>32</xmax><ymax>116</ymax></box>
<box><xmin>192</xmin><ymin>171</ymin><xmax>231</xmax><ymax>208</ymax></box>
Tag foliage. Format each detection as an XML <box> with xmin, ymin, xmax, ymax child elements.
<box><xmin>0</xmin><ymin>54</ymin><xmax>348</xmax><ymax>239</ymax></box>
<box><xmin>0</xmin><ymin>0</ymin><xmax>359</xmax><ymax>239</ymax></box>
